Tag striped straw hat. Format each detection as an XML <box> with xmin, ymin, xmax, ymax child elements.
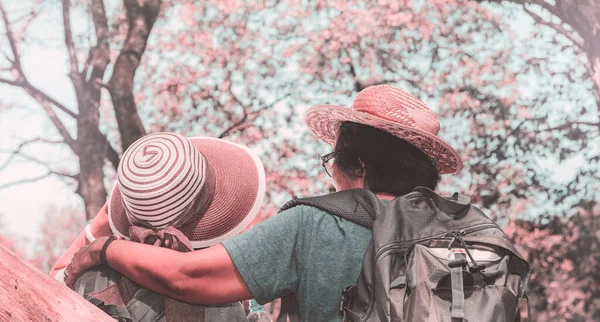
<box><xmin>108</xmin><ymin>132</ymin><xmax>266</xmax><ymax>248</ymax></box>
<box><xmin>303</xmin><ymin>84</ymin><xmax>462</xmax><ymax>174</ymax></box>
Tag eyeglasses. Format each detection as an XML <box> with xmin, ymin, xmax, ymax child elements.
<box><xmin>320</xmin><ymin>152</ymin><xmax>336</xmax><ymax>177</ymax></box>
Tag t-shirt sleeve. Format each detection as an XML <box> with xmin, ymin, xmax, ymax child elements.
<box><xmin>221</xmin><ymin>206</ymin><xmax>306</xmax><ymax>305</ymax></box>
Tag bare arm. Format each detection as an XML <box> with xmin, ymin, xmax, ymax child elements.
<box><xmin>65</xmin><ymin>237</ymin><xmax>252</xmax><ymax>304</ymax></box>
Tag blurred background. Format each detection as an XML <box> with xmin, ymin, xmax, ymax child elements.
<box><xmin>0</xmin><ymin>0</ymin><xmax>598</xmax><ymax>320</ymax></box>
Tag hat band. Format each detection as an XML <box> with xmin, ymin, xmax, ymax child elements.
<box><xmin>128</xmin><ymin>225</ymin><xmax>194</xmax><ymax>252</ymax></box>
<box><xmin>171</xmin><ymin>161</ymin><xmax>216</xmax><ymax>228</ymax></box>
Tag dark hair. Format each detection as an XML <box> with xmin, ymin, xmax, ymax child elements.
<box><xmin>334</xmin><ymin>122</ymin><xmax>440</xmax><ymax>195</ymax></box>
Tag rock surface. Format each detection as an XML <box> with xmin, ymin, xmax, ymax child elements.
<box><xmin>0</xmin><ymin>244</ymin><xmax>115</xmax><ymax>321</ymax></box>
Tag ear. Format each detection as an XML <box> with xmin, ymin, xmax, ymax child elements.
<box><xmin>358</xmin><ymin>157</ymin><xmax>366</xmax><ymax>171</ymax></box>
<box><xmin>358</xmin><ymin>158</ymin><xmax>367</xmax><ymax>181</ymax></box>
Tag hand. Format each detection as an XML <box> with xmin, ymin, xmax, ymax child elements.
<box><xmin>64</xmin><ymin>236</ymin><xmax>109</xmax><ymax>289</ymax></box>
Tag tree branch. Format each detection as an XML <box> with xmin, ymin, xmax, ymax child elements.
<box><xmin>0</xmin><ymin>138</ymin><xmax>64</xmax><ymax>172</ymax></box>
<box><xmin>0</xmin><ymin>77</ymin><xmax>19</xmax><ymax>86</ymax></box>
<box><xmin>93</xmin><ymin>128</ymin><xmax>120</xmax><ymax>170</ymax></box>
<box><xmin>0</xmin><ymin>76</ymin><xmax>78</xmax><ymax>118</ymax></box>
<box><xmin>218</xmin><ymin>84</ymin><xmax>249</xmax><ymax>138</ymax></box>
<box><xmin>0</xmin><ymin>171</ymin><xmax>77</xmax><ymax>190</ymax></box>
<box><xmin>482</xmin><ymin>120</ymin><xmax>528</xmax><ymax>160</ymax></box>
<box><xmin>0</xmin><ymin>173</ymin><xmax>53</xmax><ymax>190</ymax></box>
<box><xmin>0</xmin><ymin>74</ymin><xmax>77</xmax><ymax>147</ymax></box>
<box><xmin>22</xmin><ymin>91</ymin><xmax>77</xmax><ymax>148</ymax></box>
<box><xmin>0</xmin><ymin>2</ymin><xmax>78</xmax><ymax>120</ymax></box>
<box><xmin>81</xmin><ymin>48</ymin><xmax>94</xmax><ymax>81</ymax></box>
<box><xmin>15</xmin><ymin>3</ymin><xmax>40</xmax><ymax>41</ymax></box>
<box><xmin>218</xmin><ymin>92</ymin><xmax>291</xmax><ymax>138</ymax></box>
<box><xmin>61</xmin><ymin>0</ymin><xmax>82</xmax><ymax>87</ymax></box>
<box><xmin>523</xmin><ymin>5</ymin><xmax>584</xmax><ymax>50</ymax></box>
<box><xmin>546</xmin><ymin>121</ymin><xmax>600</xmax><ymax>132</ymax></box>
<box><xmin>29</xmin><ymin>84</ymin><xmax>78</xmax><ymax>118</ymax></box>
<box><xmin>84</xmin><ymin>0</ymin><xmax>110</xmax><ymax>83</ymax></box>
<box><xmin>105</xmin><ymin>0</ymin><xmax>158</xmax><ymax>149</ymax></box>
<box><xmin>105</xmin><ymin>142</ymin><xmax>120</xmax><ymax>170</ymax></box>
<box><xmin>0</xmin><ymin>0</ymin><xmax>22</xmax><ymax>71</ymax></box>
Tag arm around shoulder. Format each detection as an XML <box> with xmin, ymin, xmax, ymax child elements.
<box><xmin>173</xmin><ymin>244</ymin><xmax>252</xmax><ymax>304</ymax></box>
<box><xmin>103</xmin><ymin>240</ymin><xmax>252</xmax><ymax>305</ymax></box>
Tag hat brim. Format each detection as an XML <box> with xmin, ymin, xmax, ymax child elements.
<box><xmin>303</xmin><ymin>104</ymin><xmax>463</xmax><ymax>174</ymax></box>
<box><xmin>108</xmin><ymin>137</ymin><xmax>266</xmax><ymax>248</ymax></box>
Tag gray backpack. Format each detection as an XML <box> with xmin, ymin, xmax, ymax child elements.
<box><xmin>278</xmin><ymin>187</ymin><xmax>530</xmax><ymax>322</ymax></box>
<box><xmin>73</xmin><ymin>267</ymin><xmax>247</xmax><ymax>322</ymax></box>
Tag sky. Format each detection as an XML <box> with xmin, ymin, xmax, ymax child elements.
<box><xmin>0</xmin><ymin>5</ymin><xmax>83</xmax><ymax>247</ymax></box>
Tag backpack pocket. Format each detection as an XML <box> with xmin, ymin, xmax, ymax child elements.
<box><xmin>403</xmin><ymin>243</ymin><xmax>519</xmax><ymax>322</ymax></box>
<box><xmin>389</xmin><ymin>275</ymin><xmax>407</xmax><ymax>321</ymax></box>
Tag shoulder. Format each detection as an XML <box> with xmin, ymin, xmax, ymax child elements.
<box><xmin>280</xmin><ymin>190</ymin><xmax>372</xmax><ymax>213</ymax></box>
<box><xmin>278</xmin><ymin>201</ymin><xmax>340</xmax><ymax>230</ymax></box>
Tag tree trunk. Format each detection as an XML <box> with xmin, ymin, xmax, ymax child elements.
<box><xmin>76</xmin><ymin>94</ymin><xmax>108</xmax><ymax>220</ymax></box>
<box><xmin>74</xmin><ymin>0</ymin><xmax>112</xmax><ymax>220</ymax></box>
<box><xmin>74</xmin><ymin>0</ymin><xmax>161</xmax><ymax>220</ymax></box>
<box><xmin>551</xmin><ymin>0</ymin><xmax>600</xmax><ymax>121</ymax></box>
<box><xmin>0</xmin><ymin>245</ymin><xmax>115</xmax><ymax>321</ymax></box>
<box><xmin>107</xmin><ymin>0</ymin><xmax>161</xmax><ymax>150</ymax></box>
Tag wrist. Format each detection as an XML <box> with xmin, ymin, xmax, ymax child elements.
<box><xmin>99</xmin><ymin>235</ymin><xmax>124</xmax><ymax>266</ymax></box>
<box><xmin>91</xmin><ymin>236</ymin><xmax>110</xmax><ymax>265</ymax></box>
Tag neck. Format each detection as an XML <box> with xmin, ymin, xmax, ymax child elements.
<box><xmin>375</xmin><ymin>192</ymin><xmax>397</xmax><ymax>200</ymax></box>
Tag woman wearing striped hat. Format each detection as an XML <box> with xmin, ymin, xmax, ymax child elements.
<box><xmin>64</xmin><ymin>85</ymin><xmax>462</xmax><ymax>322</ymax></box>
<box><xmin>52</xmin><ymin>132</ymin><xmax>266</xmax><ymax>321</ymax></box>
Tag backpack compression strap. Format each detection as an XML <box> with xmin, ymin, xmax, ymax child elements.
<box><xmin>276</xmin><ymin>294</ymin><xmax>301</xmax><ymax>322</ymax></box>
<box><xmin>279</xmin><ymin>188</ymin><xmax>381</xmax><ymax>228</ymax></box>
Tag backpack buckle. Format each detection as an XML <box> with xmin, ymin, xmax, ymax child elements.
<box><xmin>448</xmin><ymin>259</ymin><xmax>468</xmax><ymax>268</ymax></box>
<box><xmin>339</xmin><ymin>285</ymin><xmax>356</xmax><ymax>316</ymax></box>
<box><xmin>469</xmin><ymin>264</ymin><xmax>486</xmax><ymax>273</ymax></box>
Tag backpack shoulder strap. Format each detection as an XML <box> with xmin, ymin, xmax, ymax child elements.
<box><xmin>277</xmin><ymin>294</ymin><xmax>300</xmax><ymax>322</ymax></box>
<box><xmin>279</xmin><ymin>188</ymin><xmax>381</xmax><ymax>228</ymax></box>
<box><xmin>413</xmin><ymin>186</ymin><xmax>471</xmax><ymax>214</ymax></box>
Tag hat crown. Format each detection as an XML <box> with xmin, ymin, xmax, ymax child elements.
<box><xmin>352</xmin><ymin>85</ymin><xmax>440</xmax><ymax>135</ymax></box>
<box><xmin>117</xmin><ymin>132</ymin><xmax>206</xmax><ymax>229</ymax></box>
<box><xmin>302</xmin><ymin>84</ymin><xmax>463</xmax><ymax>174</ymax></box>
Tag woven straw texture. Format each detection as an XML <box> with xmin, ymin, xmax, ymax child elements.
<box><xmin>304</xmin><ymin>85</ymin><xmax>462</xmax><ymax>174</ymax></box>
<box><xmin>109</xmin><ymin>135</ymin><xmax>266</xmax><ymax>248</ymax></box>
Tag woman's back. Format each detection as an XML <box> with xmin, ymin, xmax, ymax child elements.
<box><xmin>223</xmin><ymin>205</ymin><xmax>372</xmax><ymax>322</ymax></box>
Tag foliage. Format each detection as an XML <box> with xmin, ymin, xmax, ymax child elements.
<box><xmin>30</xmin><ymin>205</ymin><xmax>84</xmax><ymax>273</ymax></box>
<box><xmin>0</xmin><ymin>213</ymin><xmax>22</xmax><ymax>257</ymax></box>
<box><xmin>506</xmin><ymin>201</ymin><xmax>600</xmax><ymax>321</ymax></box>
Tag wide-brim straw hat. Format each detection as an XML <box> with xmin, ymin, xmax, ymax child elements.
<box><xmin>303</xmin><ymin>85</ymin><xmax>463</xmax><ymax>174</ymax></box>
<box><xmin>108</xmin><ymin>132</ymin><xmax>266</xmax><ymax>248</ymax></box>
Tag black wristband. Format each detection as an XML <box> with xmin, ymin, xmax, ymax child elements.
<box><xmin>99</xmin><ymin>235</ymin><xmax>118</xmax><ymax>266</ymax></box>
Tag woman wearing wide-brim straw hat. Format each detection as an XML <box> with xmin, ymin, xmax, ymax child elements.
<box><xmin>51</xmin><ymin>132</ymin><xmax>266</xmax><ymax>280</ymax></box>
<box><xmin>51</xmin><ymin>132</ymin><xmax>266</xmax><ymax>321</ymax></box>
<box><xmin>64</xmin><ymin>85</ymin><xmax>463</xmax><ymax>322</ymax></box>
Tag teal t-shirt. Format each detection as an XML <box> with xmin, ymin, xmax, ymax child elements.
<box><xmin>222</xmin><ymin>205</ymin><xmax>372</xmax><ymax>322</ymax></box>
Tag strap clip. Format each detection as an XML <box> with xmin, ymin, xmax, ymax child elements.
<box><xmin>448</xmin><ymin>259</ymin><xmax>468</xmax><ymax>269</ymax></box>
<box><xmin>339</xmin><ymin>285</ymin><xmax>356</xmax><ymax>316</ymax></box>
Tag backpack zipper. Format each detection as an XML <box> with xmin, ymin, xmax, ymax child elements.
<box><xmin>362</xmin><ymin>222</ymin><xmax>500</xmax><ymax>321</ymax></box>
<box><xmin>373</xmin><ymin>223</ymin><xmax>500</xmax><ymax>263</ymax></box>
